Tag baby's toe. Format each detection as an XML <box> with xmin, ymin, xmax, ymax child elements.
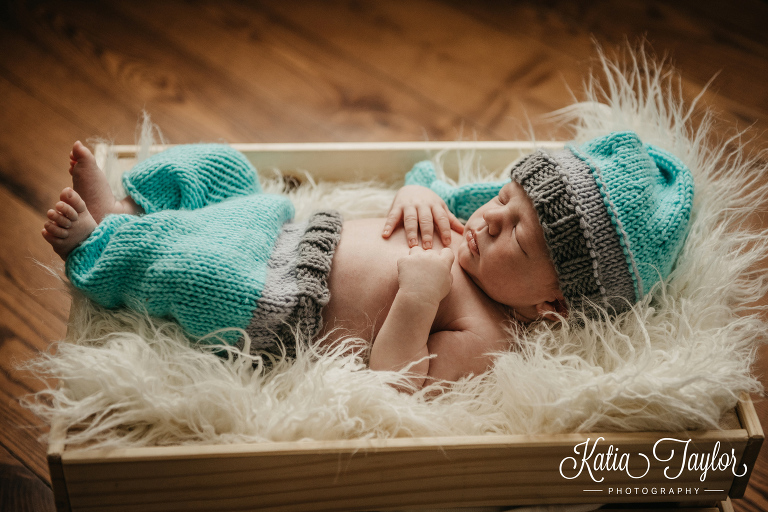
<box><xmin>42</xmin><ymin>228</ymin><xmax>73</xmax><ymax>257</ymax></box>
<box><xmin>72</xmin><ymin>141</ymin><xmax>95</xmax><ymax>163</ymax></box>
<box><xmin>48</xmin><ymin>208</ymin><xmax>73</xmax><ymax>228</ymax></box>
<box><xmin>44</xmin><ymin>221</ymin><xmax>69</xmax><ymax>239</ymax></box>
<box><xmin>59</xmin><ymin>187</ymin><xmax>87</xmax><ymax>214</ymax></box>
<box><xmin>55</xmin><ymin>200</ymin><xmax>79</xmax><ymax>222</ymax></box>
<box><xmin>42</xmin><ymin>228</ymin><xmax>58</xmax><ymax>246</ymax></box>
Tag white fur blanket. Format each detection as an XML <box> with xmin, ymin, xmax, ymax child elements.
<box><xmin>25</xmin><ymin>52</ymin><xmax>768</xmax><ymax>450</ymax></box>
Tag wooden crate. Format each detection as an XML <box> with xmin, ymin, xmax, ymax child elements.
<box><xmin>48</xmin><ymin>142</ymin><xmax>764</xmax><ymax>512</ymax></box>
<box><xmin>47</xmin><ymin>397</ymin><xmax>763</xmax><ymax>512</ymax></box>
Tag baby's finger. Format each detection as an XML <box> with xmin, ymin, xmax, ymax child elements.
<box><xmin>403</xmin><ymin>206</ymin><xmax>419</xmax><ymax>247</ymax></box>
<box><xmin>439</xmin><ymin>247</ymin><xmax>455</xmax><ymax>267</ymax></box>
<box><xmin>382</xmin><ymin>206</ymin><xmax>402</xmax><ymax>238</ymax></box>
<box><xmin>432</xmin><ymin>205</ymin><xmax>454</xmax><ymax>246</ymax></box>
<box><xmin>448</xmin><ymin>211</ymin><xmax>464</xmax><ymax>233</ymax></box>
<box><xmin>418</xmin><ymin>206</ymin><xmax>435</xmax><ymax>249</ymax></box>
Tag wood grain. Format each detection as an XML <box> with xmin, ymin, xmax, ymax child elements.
<box><xmin>1</xmin><ymin>0</ymin><xmax>766</xmax><ymax>510</ymax></box>
<box><xmin>56</xmin><ymin>429</ymin><xmax>747</xmax><ymax>511</ymax></box>
<box><xmin>0</xmin><ymin>443</ymin><xmax>55</xmax><ymax>512</ymax></box>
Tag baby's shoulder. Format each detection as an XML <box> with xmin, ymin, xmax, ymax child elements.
<box><xmin>437</xmin><ymin>289</ymin><xmax>513</xmax><ymax>347</ymax></box>
<box><xmin>442</xmin><ymin>308</ymin><xmax>512</xmax><ymax>347</ymax></box>
<box><xmin>444</xmin><ymin>269</ymin><xmax>511</xmax><ymax>331</ymax></box>
<box><xmin>425</xmin><ymin>311</ymin><xmax>514</xmax><ymax>382</ymax></box>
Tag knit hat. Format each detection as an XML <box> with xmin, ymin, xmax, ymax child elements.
<box><xmin>510</xmin><ymin>131</ymin><xmax>694</xmax><ymax>315</ymax></box>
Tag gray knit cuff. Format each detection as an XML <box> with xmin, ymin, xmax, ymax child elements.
<box><xmin>510</xmin><ymin>149</ymin><xmax>636</xmax><ymax>315</ymax></box>
<box><xmin>244</xmin><ymin>210</ymin><xmax>343</xmax><ymax>358</ymax></box>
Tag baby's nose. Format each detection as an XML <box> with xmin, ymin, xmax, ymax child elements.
<box><xmin>483</xmin><ymin>209</ymin><xmax>503</xmax><ymax>236</ymax></box>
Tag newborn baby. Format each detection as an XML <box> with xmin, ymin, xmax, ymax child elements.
<box><xmin>323</xmin><ymin>179</ymin><xmax>564</xmax><ymax>384</ymax></box>
<box><xmin>43</xmin><ymin>132</ymin><xmax>693</xmax><ymax>390</ymax></box>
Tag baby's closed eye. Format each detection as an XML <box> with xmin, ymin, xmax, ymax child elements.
<box><xmin>513</xmin><ymin>227</ymin><xmax>527</xmax><ymax>256</ymax></box>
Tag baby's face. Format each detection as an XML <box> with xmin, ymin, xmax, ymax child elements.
<box><xmin>457</xmin><ymin>182</ymin><xmax>563</xmax><ymax>320</ymax></box>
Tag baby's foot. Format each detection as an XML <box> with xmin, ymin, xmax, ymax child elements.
<box><xmin>42</xmin><ymin>188</ymin><xmax>97</xmax><ymax>260</ymax></box>
<box><xmin>69</xmin><ymin>141</ymin><xmax>140</xmax><ymax>222</ymax></box>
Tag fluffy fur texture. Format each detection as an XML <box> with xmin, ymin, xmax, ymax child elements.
<box><xmin>24</xmin><ymin>50</ymin><xmax>768</xmax><ymax>449</ymax></box>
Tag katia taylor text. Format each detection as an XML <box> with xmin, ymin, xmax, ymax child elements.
<box><xmin>559</xmin><ymin>437</ymin><xmax>748</xmax><ymax>483</ymax></box>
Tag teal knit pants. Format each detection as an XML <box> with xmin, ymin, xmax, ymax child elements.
<box><xmin>66</xmin><ymin>144</ymin><xmax>343</xmax><ymax>353</ymax></box>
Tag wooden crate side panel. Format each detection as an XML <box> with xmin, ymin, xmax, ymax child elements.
<box><xmin>63</xmin><ymin>481</ymin><xmax>735</xmax><ymax>512</ymax></box>
<box><xmin>719</xmin><ymin>496</ymin><xmax>736</xmax><ymax>512</ymax></box>
<box><xmin>61</xmin><ymin>433</ymin><xmax>747</xmax><ymax>512</ymax></box>
<box><xmin>729</xmin><ymin>396</ymin><xmax>765</xmax><ymax>498</ymax></box>
<box><xmin>601</xmin><ymin>507</ymin><xmax>720</xmax><ymax>512</ymax></box>
<box><xmin>47</xmin><ymin>419</ymin><xmax>72</xmax><ymax>512</ymax></box>
<box><xmin>101</xmin><ymin>141</ymin><xmax>565</xmax><ymax>183</ymax></box>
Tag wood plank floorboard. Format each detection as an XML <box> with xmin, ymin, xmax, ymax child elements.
<box><xmin>0</xmin><ymin>443</ymin><xmax>55</xmax><ymax>512</ymax></box>
<box><xmin>1</xmin><ymin>0</ymin><xmax>766</xmax><ymax>510</ymax></box>
<box><xmin>256</xmin><ymin>0</ymin><xmax>581</xmax><ymax>140</ymax></box>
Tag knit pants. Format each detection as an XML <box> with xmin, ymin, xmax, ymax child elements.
<box><xmin>66</xmin><ymin>144</ymin><xmax>343</xmax><ymax>356</ymax></box>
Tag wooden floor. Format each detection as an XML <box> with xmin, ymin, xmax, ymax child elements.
<box><xmin>1</xmin><ymin>0</ymin><xmax>767</xmax><ymax>510</ymax></box>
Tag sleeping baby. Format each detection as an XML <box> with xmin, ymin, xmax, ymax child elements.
<box><xmin>42</xmin><ymin>132</ymin><xmax>694</xmax><ymax>390</ymax></box>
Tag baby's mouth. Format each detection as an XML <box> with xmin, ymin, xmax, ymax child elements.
<box><xmin>466</xmin><ymin>228</ymin><xmax>479</xmax><ymax>255</ymax></box>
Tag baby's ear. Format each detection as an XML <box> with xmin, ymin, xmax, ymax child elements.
<box><xmin>536</xmin><ymin>297</ymin><xmax>568</xmax><ymax>321</ymax></box>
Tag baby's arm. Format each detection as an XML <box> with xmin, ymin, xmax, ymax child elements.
<box><xmin>369</xmin><ymin>246</ymin><xmax>454</xmax><ymax>389</ymax></box>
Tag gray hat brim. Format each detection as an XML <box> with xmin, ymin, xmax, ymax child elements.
<box><xmin>510</xmin><ymin>148</ymin><xmax>638</xmax><ymax>315</ymax></box>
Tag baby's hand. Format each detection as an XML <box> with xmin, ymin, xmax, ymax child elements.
<box><xmin>397</xmin><ymin>246</ymin><xmax>454</xmax><ymax>307</ymax></box>
<box><xmin>382</xmin><ymin>185</ymin><xmax>463</xmax><ymax>249</ymax></box>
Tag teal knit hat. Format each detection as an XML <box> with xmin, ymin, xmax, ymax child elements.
<box><xmin>510</xmin><ymin>131</ymin><xmax>694</xmax><ymax>314</ymax></box>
